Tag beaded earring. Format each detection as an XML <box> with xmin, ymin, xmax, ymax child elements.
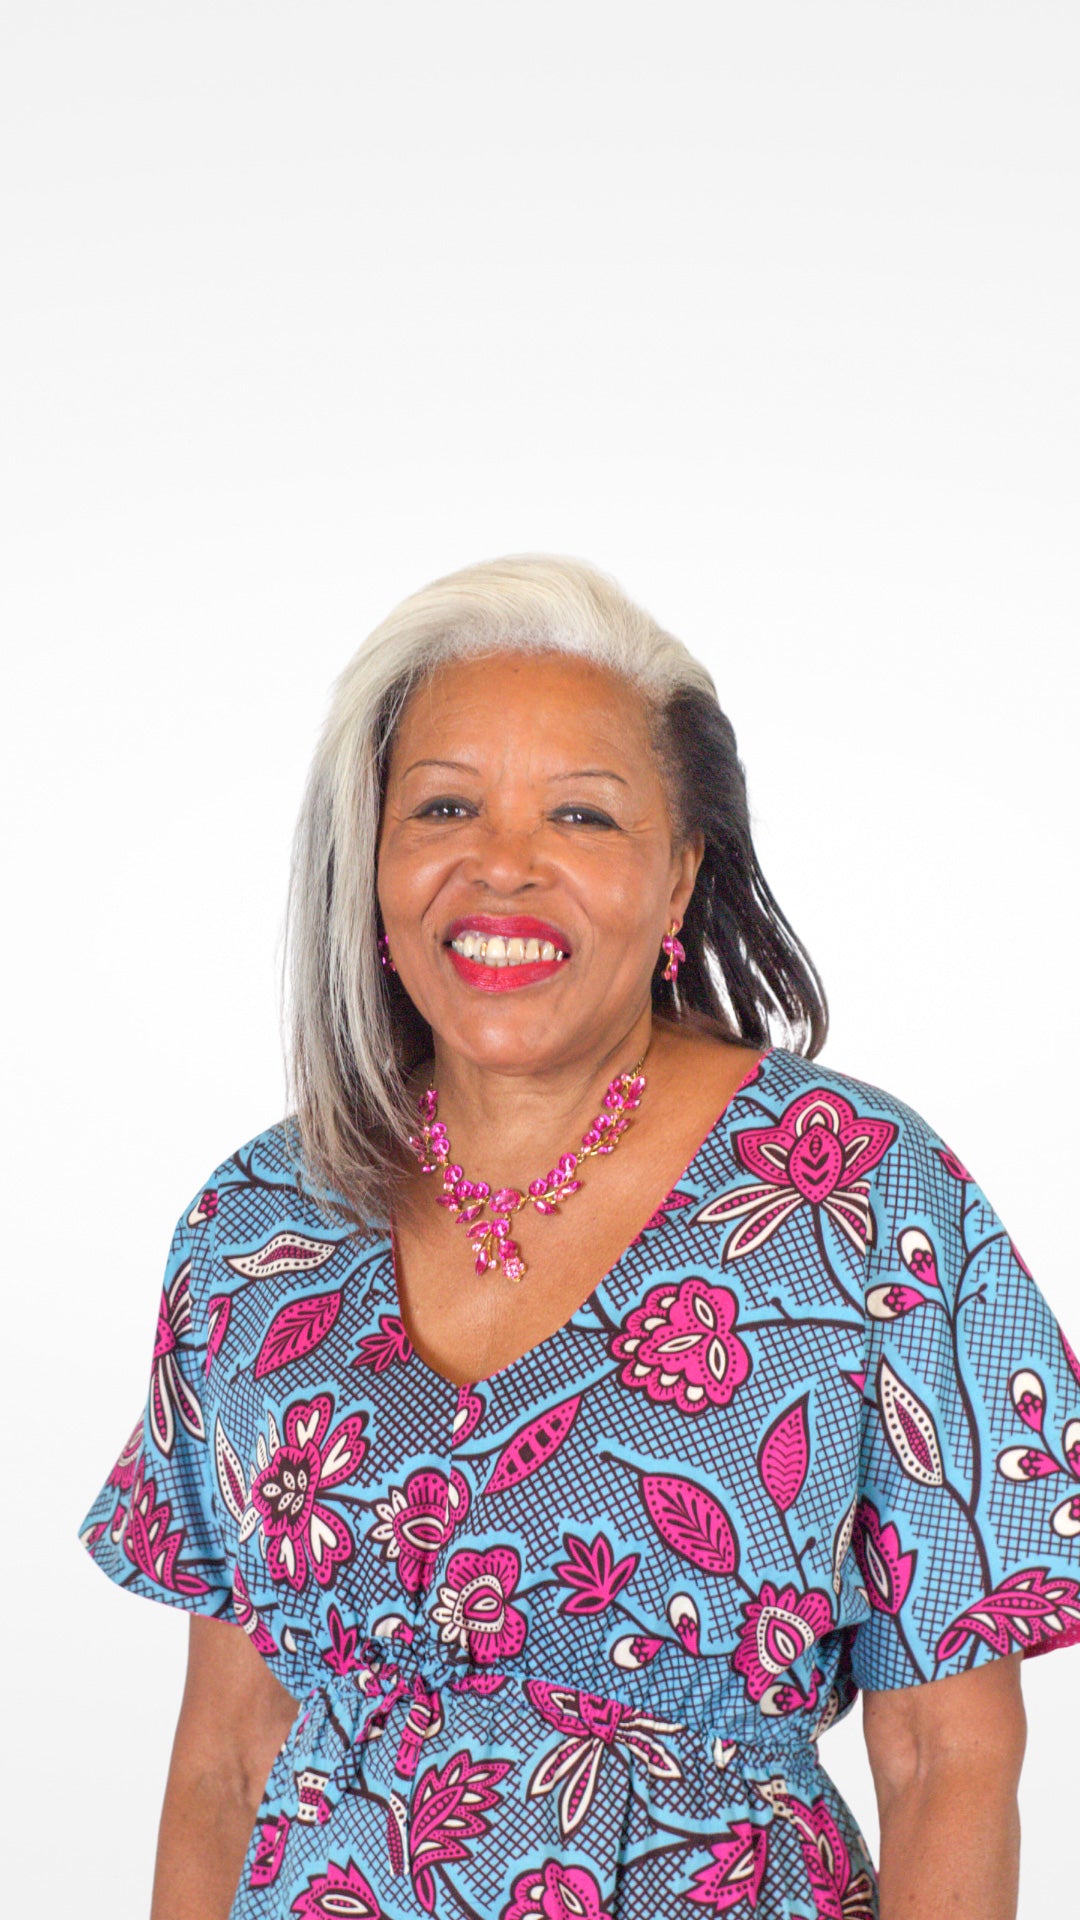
<box><xmin>661</xmin><ymin>920</ymin><xmax>685</xmax><ymax>983</ymax></box>
<box><xmin>378</xmin><ymin>933</ymin><xmax>397</xmax><ymax>973</ymax></box>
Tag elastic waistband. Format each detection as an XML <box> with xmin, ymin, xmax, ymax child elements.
<box><xmin>299</xmin><ymin>1630</ymin><xmax>824</xmax><ymax>1780</ymax></box>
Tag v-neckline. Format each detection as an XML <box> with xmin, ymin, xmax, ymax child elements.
<box><xmin>384</xmin><ymin>1044</ymin><xmax>780</xmax><ymax>1397</ymax></box>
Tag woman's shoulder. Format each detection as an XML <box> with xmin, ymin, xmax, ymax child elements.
<box><xmin>181</xmin><ymin>1115</ymin><xmax>367</xmax><ymax>1267</ymax></box>
<box><xmin>760</xmin><ymin>1043</ymin><xmax>967</xmax><ymax>1193</ymax></box>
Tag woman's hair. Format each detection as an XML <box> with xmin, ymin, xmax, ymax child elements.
<box><xmin>284</xmin><ymin>553</ymin><xmax>827</xmax><ymax>1231</ymax></box>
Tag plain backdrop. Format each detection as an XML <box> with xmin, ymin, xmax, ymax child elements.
<box><xmin>3</xmin><ymin>4</ymin><xmax>1078</xmax><ymax>1914</ymax></box>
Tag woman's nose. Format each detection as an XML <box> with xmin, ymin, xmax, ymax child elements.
<box><xmin>464</xmin><ymin>815</ymin><xmax>545</xmax><ymax>892</ymax></box>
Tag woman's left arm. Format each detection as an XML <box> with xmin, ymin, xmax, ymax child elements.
<box><xmin>863</xmin><ymin>1653</ymin><xmax>1027</xmax><ymax>1920</ymax></box>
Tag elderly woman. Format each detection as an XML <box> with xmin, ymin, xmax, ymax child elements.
<box><xmin>80</xmin><ymin>556</ymin><xmax>1079</xmax><ymax>1920</ymax></box>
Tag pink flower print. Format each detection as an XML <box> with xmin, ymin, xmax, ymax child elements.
<box><xmin>120</xmin><ymin>1456</ymin><xmax>211</xmax><ymax>1597</ymax></box>
<box><xmin>851</xmin><ymin>1499</ymin><xmax>916</xmax><ymax>1615</ymax></box>
<box><xmin>667</xmin><ymin>1590</ymin><xmax>701</xmax><ymax>1655</ymax></box>
<box><xmin>186</xmin><ymin>1187</ymin><xmax>219</xmax><ymax>1228</ymax></box>
<box><xmin>937</xmin><ymin>1145</ymin><xmax>973</xmax><ymax>1182</ymax></box>
<box><xmin>865</xmin><ymin>1281</ymin><xmax>931</xmax><ymax>1323</ymax></box>
<box><xmin>351</xmin><ymin>1311</ymin><xmax>412</xmax><ymax>1372</ymax></box>
<box><xmin>149</xmin><ymin>1259</ymin><xmax>206</xmax><ymax>1456</ymax></box>
<box><xmin>897</xmin><ymin>1226</ymin><xmax>940</xmax><ymax>1289</ymax></box>
<box><xmin>610</xmin><ymin>1631</ymin><xmax>667</xmax><ymax>1671</ymax></box>
<box><xmin>797</xmin><ymin>1797</ymin><xmax>876</xmax><ymax>1920</ymax></box>
<box><xmin>408</xmin><ymin>1750</ymin><xmax>512</xmax><ymax>1914</ymax></box>
<box><xmin>250</xmin><ymin>1392</ymin><xmax>366</xmax><ymax>1592</ymax></box>
<box><xmin>1008</xmin><ymin>1367</ymin><xmax>1047</xmax><ymax>1434</ymax></box>
<box><xmin>525</xmin><ymin>1681</ymin><xmax>683</xmax><ymax>1840</ymax></box>
<box><xmin>232</xmin><ymin>1562</ymin><xmax>277</xmax><ymax>1655</ymax></box>
<box><xmin>698</xmin><ymin>1089</ymin><xmax>897</xmax><ymax>1261</ymax></box>
<box><xmin>1052</xmin><ymin>1491</ymin><xmax>1080</xmax><ymax>1541</ymax></box>
<box><xmin>430</xmin><ymin>1544</ymin><xmax>527</xmax><ymax>1663</ymax></box>
<box><xmin>732</xmin><ymin>1580</ymin><xmax>833</xmax><ymax>1708</ymax></box>
<box><xmin>610</xmin><ymin>1277</ymin><xmax>752</xmax><ymax>1415</ymax></box>
<box><xmin>368</xmin><ymin>1467</ymin><xmax>471</xmax><ymax>1596</ymax></box>
<box><xmin>997</xmin><ymin>1443</ymin><xmax>1063</xmax><ymax>1483</ymax></box>
<box><xmin>107</xmin><ymin>1417</ymin><xmax>143</xmax><ymax>1494</ymax></box>
<box><xmin>686</xmin><ymin>1818</ymin><xmax>769</xmax><ymax>1911</ymax></box>
<box><xmin>392</xmin><ymin>1677</ymin><xmax>445</xmax><ymax>1781</ymax></box>
<box><xmin>290</xmin><ymin>1858</ymin><xmax>381</xmax><ymax>1918</ymax></box>
<box><xmin>553</xmin><ymin>1531</ymin><xmax>639</xmax><ymax>1616</ymax></box>
<box><xmin>503</xmin><ymin>1860</ymin><xmax>614</xmax><ymax>1920</ymax></box>
<box><xmin>205</xmin><ymin>1294</ymin><xmax>231</xmax><ymax>1377</ymax></box>
<box><xmin>320</xmin><ymin>1602</ymin><xmax>374</xmax><ymax>1678</ymax></box>
<box><xmin>935</xmin><ymin>1565</ymin><xmax>1080</xmax><ymax>1662</ymax></box>
<box><xmin>249</xmin><ymin>1813</ymin><xmax>290</xmax><ymax>1888</ymax></box>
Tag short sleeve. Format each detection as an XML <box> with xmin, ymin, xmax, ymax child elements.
<box><xmin>851</xmin><ymin>1111</ymin><xmax>1080</xmax><ymax>1692</ymax></box>
<box><xmin>76</xmin><ymin>1189</ymin><xmax>236</xmax><ymax>1620</ymax></box>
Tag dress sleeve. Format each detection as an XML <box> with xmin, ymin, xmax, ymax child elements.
<box><xmin>76</xmin><ymin>1189</ymin><xmax>236</xmax><ymax>1620</ymax></box>
<box><xmin>851</xmin><ymin>1107</ymin><xmax>1080</xmax><ymax>1692</ymax></box>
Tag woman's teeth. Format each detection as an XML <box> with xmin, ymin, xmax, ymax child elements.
<box><xmin>449</xmin><ymin>933</ymin><xmax>567</xmax><ymax>967</ymax></box>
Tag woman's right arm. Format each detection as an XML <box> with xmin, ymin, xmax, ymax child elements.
<box><xmin>150</xmin><ymin>1615</ymin><xmax>299</xmax><ymax>1920</ymax></box>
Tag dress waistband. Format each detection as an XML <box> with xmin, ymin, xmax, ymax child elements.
<box><xmin>294</xmin><ymin>1629</ymin><xmax>825</xmax><ymax>1787</ymax></box>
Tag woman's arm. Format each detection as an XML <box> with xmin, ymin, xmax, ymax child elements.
<box><xmin>862</xmin><ymin>1653</ymin><xmax>1027</xmax><ymax>1920</ymax></box>
<box><xmin>150</xmin><ymin>1615</ymin><xmax>299</xmax><ymax>1920</ymax></box>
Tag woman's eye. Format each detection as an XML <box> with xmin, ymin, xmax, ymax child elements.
<box><xmin>554</xmin><ymin>805</ymin><xmax>617</xmax><ymax>827</ymax></box>
<box><xmin>414</xmin><ymin>798</ymin><xmax>474</xmax><ymax>820</ymax></box>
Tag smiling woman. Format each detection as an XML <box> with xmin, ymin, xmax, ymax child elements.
<box><xmin>78</xmin><ymin>556</ymin><xmax>1080</xmax><ymax>1920</ymax></box>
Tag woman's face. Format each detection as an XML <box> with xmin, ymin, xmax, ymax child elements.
<box><xmin>376</xmin><ymin>649</ymin><xmax>703</xmax><ymax>1075</ymax></box>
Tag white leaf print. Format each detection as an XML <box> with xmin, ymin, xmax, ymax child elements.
<box><xmin>832</xmin><ymin>1493</ymin><xmax>857</xmax><ymax>1595</ymax></box>
<box><xmin>877</xmin><ymin>1355</ymin><xmax>944</xmax><ymax>1488</ymax></box>
<box><xmin>214</xmin><ymin>1416</ymin><xmax>248</xmax><ymax>1525</ymax></box>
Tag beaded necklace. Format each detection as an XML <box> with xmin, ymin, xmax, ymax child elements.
<box><xmin>407</xmin><ymin>1051</ymin><xmax>649</xmax><ymax>1282</ymax></box>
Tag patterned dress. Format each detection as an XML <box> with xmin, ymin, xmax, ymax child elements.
<box><xmin>78</xmin><ymin>1045</ymin><xmax>1080</xmax><ymax>1919</ymax></box>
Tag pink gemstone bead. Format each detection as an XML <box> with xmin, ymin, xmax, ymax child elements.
<box><xmin>503</xmin><ymin>1254</ymin><xmax>526</xmax><ymax>1282</ymax></box>
<box><xmin>582</xmin><ymin>1129</ymin><xmax>600</xmax><ymax>1148</ymax></box>
<box><xmin>419</xmin><ymin>1091</ymin><xmax>437</xmax><ymax>1119</ymax></box>
<box><xmin>493</xmin><ymin>1186</ymin><xmax>521</xmax><ymax>1211</ymax></box>
<box><xmin>528</xmin><ymin>1178</ymin><xmax>546</xmax><ymax>1197</ymax></box>
<box><xmin>533</xmin><ymin>1197</ymin><xmax>557</xmax><ymax>1215</ymax></box>
<box><xmin>492</xmin><ymin>1216</ymin><xmax>511</xmax><ymax>1238</ymax></box>
<box><xmin>447</xmin><ymin>1164</ymin><xmax>464</xmax><ymax>1185</ymax></box>
<box><xmin>558</xmin><ymin>1154</ymin><xmax>577</xmax><ymax>1174</ymax></box>
<box><xmin>474</xmin><ymin>1181</ymin><xmax>491</xmax><ymax>1200</ymax></box>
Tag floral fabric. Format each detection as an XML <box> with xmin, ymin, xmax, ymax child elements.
<box><xmin>78</xmin><ymin>1046</ymin><xmax>1080</xmax><ymax>1919</ymax></box>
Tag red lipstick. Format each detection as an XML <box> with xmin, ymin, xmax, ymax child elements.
<box><xmin>443</xmin><ymin>913</ymin><xmax>572</xmax><ymax>993</ymax></box>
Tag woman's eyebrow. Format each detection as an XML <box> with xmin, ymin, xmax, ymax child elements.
<box><xmin>401</xmin><ymin>759</ymin><xmax>629</xmax><ymax>786</ymax></box>
<box><xmin>550</xmin><ymin>768</ymin><xmax>629</xmax><ymax>785</ymax></box>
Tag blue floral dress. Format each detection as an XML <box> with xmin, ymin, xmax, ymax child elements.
<box><xmin>78</xmin><ymin>1046</ymin><xmax>1080</xmax><ymax>1919</ymax></box>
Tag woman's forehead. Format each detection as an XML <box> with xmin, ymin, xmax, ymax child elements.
<box><xmin>393</xmin><ymin>648</ymin><xmax>652</xmax><ymax>752</ymax></box>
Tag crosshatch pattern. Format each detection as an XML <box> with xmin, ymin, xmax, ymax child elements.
<box><xmin>78</xmin><ymin>1046</ymin><xmax>1080</xmax><ymax>1919</ymax></box>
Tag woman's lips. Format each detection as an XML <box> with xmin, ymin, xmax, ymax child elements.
<box><xmin>444</xmin><ymin>913</ymin><xmax>572</xmax><ymax>950</ymax></box>
<box><xmin>442</xmin><ymin>914</ymin><xmax>573</xmax><ymax>992</ymax></box>
<box><xmin>445</xmin><ymin>946</ymin><xmax>569</xmax><ymax>992</ymax></box>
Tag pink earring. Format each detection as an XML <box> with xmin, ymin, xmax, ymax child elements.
<box><xmin>661</xmin><ymin>920</ymin><xmax>685</xmax><ymax>983</ymax></box>
<box><xmin>378</xmin><ymin>933</ymin><xmax>396</xmax><ymax>973</ymax></box>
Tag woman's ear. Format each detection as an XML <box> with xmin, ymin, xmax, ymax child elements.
<box><xmin>671</xmin><ymin>830</ymin><xmax>705</xmax><ymax>920</ymax></box>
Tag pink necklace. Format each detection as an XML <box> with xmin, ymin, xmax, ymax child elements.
<box><xmin>407</xmin><ymin>1051</ymin><xmax>649</xmax><ymax>1282</ymax></box>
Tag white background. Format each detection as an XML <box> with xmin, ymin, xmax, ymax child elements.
<box><xmin>3</xmin><ymin>4</ymin><xmax>1078</xmax><ymax>1913</ymax></box>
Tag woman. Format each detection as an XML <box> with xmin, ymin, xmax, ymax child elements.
<box><xmin>80</xmin><ymin>556</ymin><xmax>1080</xmax><ymax>1920</ymax></box>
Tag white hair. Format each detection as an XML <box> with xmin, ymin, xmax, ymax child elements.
<box><xmin>283</xmin><ymin>553</ymin><xmax>825</xmax><ymax>1232</ymax></box>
